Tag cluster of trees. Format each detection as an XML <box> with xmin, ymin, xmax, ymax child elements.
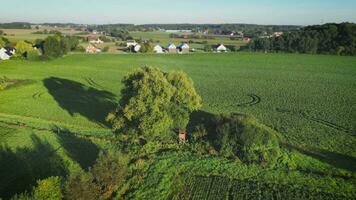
<box><xmin>169</xmin><ymin>33</ymin><xmax>214</xmax><ymax>40</ymax></box>
<box><xmin>107</xmin><ymin>67</ymin><xmax>202</xmax><ymax>143</ymax></box>
<box><xmin>11</xmin><ymin>151</ymin><xmax>129</xmax><ymax>200</ymax></box>
<box><xmin>0</xmin><ymin>22</ymin><xmax>31</xmax><ymax>29</ymax></box>
<box><xmin>32</xmin><ymin>29</ymin><xmax>62</xmax><ymax>35</ymax></box>
<box><xmin>249</xmin><ymin>23</ymin><xmax>356</xmax><ymax>56</ymax></box>
<box><xmin>34</xmin><ymin>33</ymin><xmax>80</xmax><ymax>59</ymax></box>
<box><xmin>137</xmin><ymin>24</ymin><xmax>300</xmax><ymax>34</ymax></box>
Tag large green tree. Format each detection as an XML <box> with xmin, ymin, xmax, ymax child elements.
<box><xmin>107</xmin><ymin>66</ymin><xmax>202</xmax><ymax>141</ymax></box>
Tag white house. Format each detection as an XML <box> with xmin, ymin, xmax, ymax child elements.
<box><xmin>133</xmin><ymin>44</ymin><xmax>141</xmax><ymax>52</ymax></box>
<box><xmin>0</xmin><ymin>48</ymin><xmax>10</xmax><ymax>60</ymax></box>
<box><xmin>215</xmin><ymin>44</ymin><xmax>228</xmax><ymax>52</ymax></box>
<box><xmin>154</xmin><ymin>45</ymin><xmax>164</xmax><ymax>53</ymax></box>
<box><xmin>177</xmin><ymin>43</ymin><xmax>189</xmax><ymax>53</ymax></box>
<box><xmin>167</xmin><ymin>44</ymin><xmax>176</xmax><ymax>53</ymax></box>
<box><xmin>0</xmin><ymin>48</ymin><xmax>15</xmax><ymax>60</ymax></box>
<box><xmin>126</xmin><ymin>40</ymin><xmax>138</xmax><ymax>48</ymax></box>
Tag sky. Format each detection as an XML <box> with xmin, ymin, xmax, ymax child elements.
<box><xmin>1</xmin><ymin>0</ymin><xmax>356</xmax><ymax>25</ymax></box>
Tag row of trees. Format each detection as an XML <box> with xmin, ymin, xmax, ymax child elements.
<box><xmin>249</xmin><ymin>23</ymin><xmax>356</xmax><ymax>56</ymax></box>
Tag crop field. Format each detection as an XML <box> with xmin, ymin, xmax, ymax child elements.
<box><xmin>1</xmin><ymin>28</ymin><xmax>81</xmax><ymax>42</ymax></box>
<box><xmin>1</xmin><ymin>52</ymin><xmax>356</xmax><ymax>198</ymax></box>
<box><xmin>173</xmin><ymin>176</ymin><xmax>351</xmax><ymax>200</ymax></box>
<box><xmin>1</xmin><ymin>53</ymin><xmax>355</xmax><ymax>152</ymax></box>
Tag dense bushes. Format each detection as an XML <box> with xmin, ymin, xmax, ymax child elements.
<box><xmin>192</xmin><ymin>113</ymin><xmax>281</xmax><ymax>165</ymax></box>
<box><xmin>11</xmin><ymin>150</ymin><xmax>129</xmax><ymax>200</ymax></box>
<box><xmin>249</xmin><ymin>23</ymin><xmax>356</xmax><ymax>56</ymax></box>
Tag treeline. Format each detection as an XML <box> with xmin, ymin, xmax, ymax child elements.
<box><xmin>249</xmin><ymin>23</ymin><xmax>356</xmax><ymax>56</ymax></box>
<box><xmin>0</xmin><ymin>22</ymin><xmax>31</xmax><ymax>29</ymax></box>
<box><xmin>137</xmin><ymin>24</ymin><xmax>300</xmax><ymax>34</ymax></box>
<box><xmin>0</xmin><ymin>32</ymin><xmax>81</xmax><ymax>60</ymax></box>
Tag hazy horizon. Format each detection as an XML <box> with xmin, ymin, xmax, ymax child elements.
<box><xmin>1</xmin><ymin>0</ymin><xmax>356</xmax><ymax>26</ymax></box>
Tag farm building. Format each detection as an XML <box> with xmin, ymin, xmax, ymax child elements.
<box><xmin>86</xmin><ymin>44</ymin><xmax>101</xmax><ymax>54</ymax></box>
<box><xmin>167</xmin><ymin>44</ymin><xmax>177</xmax><ymax>53</ymax></box>
<box><xmin>0</xmin><ymin>48</ymin><xmax>15</xmax><ymax>60</ymax></box>
<box><xmin>126</xmin><ymin>40</ymin><xmax>138</xmax><ymax>48</ymax></box>
<box><xmin>177</xmin><ymin>43</ymin><xmax>190</xmax><ymax>53</ymax></box>
<box><xmin>133</xmin><ymin>44</ymin><xmax>141</xmax><ymax>53</ymax></box>
<box><xmin>88</xmin><ymin>36</ymin><xmax>104</xmax><ymax>44</ymax></box>
<box><xmin>214</xmin><ymin>44</ymin><xmax>228</xmax><ymax>52</ymax></box>
<box><xmin>154</xmin><ymin>45</ymin><xmax>164</xmax><ymax>53</ymax></box>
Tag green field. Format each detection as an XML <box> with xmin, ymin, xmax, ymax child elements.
<box><xmin>1</xmin><ymin>52</ymin><xmax>356</xmax><ymax>199</ymax></box>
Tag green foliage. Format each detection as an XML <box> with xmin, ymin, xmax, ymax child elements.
<box><xmin>139</xmin><ymin>42</ymin><xmax>153</xmax><ymax>53</ymax></box>
<box><xmin>65</xmin><ymin>171</ymin><xmax>100</xmax><ymax>200</ymax></box>
<box><xmin>0</xmin><ymin>37</ymin><xmax>5</xmax><ymax>48</ymax></box>
<box><xmin>32</xmin><ymin>177</ymin><xmax>63</xmax><ymax>200</ymax></box>
<box><xmin>102</xmin><ymin>46</ymin><xmax>110</xmax><ymax>52</ymax></box>
<box><xmin>43</xmin><ymin>36</ymin><xmax>64</xmax><ymax>59</ymax></box>
<box><xmin>107</xmin><ymin>66</ymin><xmax>202</xmax><ymax>141</ymax></box>
<box><xmin>14</xmin><ymin>41</ymin><xmax>33</xmax><ymax>58</ymax></box>
<box><xmin>90</xmin><ymin>151</ymin><xmax>129</xmax><ymax>199</ymax></box>
<box><xmin>194</xmin><ymin>113</ymin><xmax>281</xmax><ymax>164</ymax></box>
<box><xmin>249</xmin><ymin>23</ymin><xmax>356</xmax><ymax>55</ymax></box>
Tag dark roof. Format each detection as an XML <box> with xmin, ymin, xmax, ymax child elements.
<box><xmin>5</xmin><ymin>47</ymin><xmax>15</xmax><ymax>56</ymax></box>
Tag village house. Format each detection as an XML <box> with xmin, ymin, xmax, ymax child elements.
<box><xmin>214</xmin><ymin>44</ymin><xmax>228</xmax><ymax>52</ymax></box>
<box><xmin>133</xmin><ymin>44</ymin><xmax>141</xmax><ymax>53</ymax></box>
<box><xmin>177</xmin><ymin>43</ymin><xmax>190</xmax><ymax>53</ymax></box>
<box><xmin>86</xmin><ymin>44</ymin><xmax>101</xmax><ymax>54</ymax></box>
<box><xmin>153</xmin><ymin>45</ymin><xmax>164</xmax><ymax>53</ymax></box>
<box><xmin>167</xmin><ymin>43</ymin><xmax>177</xmax><ymax>53</ymax></box>
<box><xmin>88</xmin><ymin>36</ymin><xmax>104</xmax><ymax>44</ymax></box>
<box><xmin>0</xmin><ymin>48</ymin><xmax>15</xmax><ymax>60</ymax></box>
<box><xmin>126</xmin><ymin>40</ymin><xmax>138</xmax><ymax>48</ymax></box>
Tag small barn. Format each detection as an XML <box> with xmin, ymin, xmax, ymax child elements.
<box><xmin>154</xmin><ymin>45</ymin><xmax>164</xmax><ymax>53</ymax></box>
<box><xmin>127</xmin><ymin>40</ymin><xmax>138</xmax><ymax>48</ymax></box>
<box><xmin>86</xmin><ymin>44</ymin><xmax>101</xmax><ymax>54</ymax></box>
<box><xmin>167</xmin><ymin>43</ymin><xmax>176</xmax><ymax>53</ymax></box>
<box><xmin>214</xmin><ymin>44</ymin><xmax>228</xmax><ymax>52</ymax></box>
<box><xmin>177</xmin><ymin>43</ymin><xmax>189</xmax><ymax>53</ymax></box>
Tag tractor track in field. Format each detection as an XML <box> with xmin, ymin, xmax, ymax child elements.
<box><xmin>276</xmin><ymin>108</ymin><xmax>355</xmax><ymax>135</ymax></box>
<box><xmin>84</xmin><ymin>77</ymin><xmax>104</xmax><ymax>90</ymax></box>
<box><xmin>236</xmin><ymin>94</ymin><xmax>261</xmax><ymax>107</ymax></box>
<box><xmin>32</xmin><ymin>91</ymin><xmax>45</xmax><ymax>99</ymax></box>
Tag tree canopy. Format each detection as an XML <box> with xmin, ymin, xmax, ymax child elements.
<box><xmin>249</xmin><ymin>23</ymin><xmax>356</xmax><ymax>56</ymax></box>
<box><xmin>107</xmin><ymin>66</ymin><xmax>202</xmax><ymax>141</ymax></box>
<box><xmin>15</xmin><ymin>40</ymin><xmax>33</xmax><ymax>58</ymax></box>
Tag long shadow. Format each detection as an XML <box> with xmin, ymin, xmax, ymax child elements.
<box><xmin>43</xmin><ymin>77</ymin><xmax>116</xmax><ymax>127</ymax></box>
<box><xmin>284</xmin><ymin>143</ymin><xmax>356</xmax><ymax>173</ymax></box>
<box><xmin>0</xmin><ymin>135</ymin><xmax>68</xmax><ymax>200</ymax></box>
<box><xmin>54</xmin><ymin>126</ymin><xmax>99</xmax><ymax>170</ymax></box>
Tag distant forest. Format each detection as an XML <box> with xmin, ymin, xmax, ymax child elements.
<box><xmin>0</xmin><ymin>22</ymin><xmax>300</xmax><ymax>35</ymax></box>
<box><xmin>0</xmin><ymin>22</ymin><xmax>31</xmax><ymax>29</ymax></box>
<box><xmin>249</xmin><ymin>23</ymin><xmax>356</xmax><ymax>56</ymax></box>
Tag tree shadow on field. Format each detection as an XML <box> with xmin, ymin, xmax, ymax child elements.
<box><xmin>0</xmin><ymin>135</ymin><xmax>68</xmax><ymax>200</ymax></box>
<box><xmin>43</xmin><ymin>77</ymin><xmax>116</xmax><ymax>127</ymax></box>
<box><xmin>53</xmin><ymin>126</ymin><xmax>99</xmax><ymax>171</ymax></box>
<box><xmin>284</xmin><ymin>143</ymin><xmax>356</xmax><ymax>173</ymax></box>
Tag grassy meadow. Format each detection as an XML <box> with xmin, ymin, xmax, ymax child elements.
<box><xmin>1</xmin><ymin>52</ymin><xmax>356</xmax><ymax>198</ymax></box>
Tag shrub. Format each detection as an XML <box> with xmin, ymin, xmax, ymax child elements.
<box><xmin>65</xmin><ymin>172</ymin><xmax>100</xmax><ymax>200</ymax></box>
<box><xmin>90</xmin><ymin>151</ymin><xmax>129</xmax><ymax>199</ymax></box>
<box><xmin>102</xmin><ymin>46</ymin><xmax>110</xmax><ymax>52</ymax></box>
<box><xmin>32</xmin><ymin>177</ymin><xmax>63</xmax><ymax>200</ymax></box>
<box><xmin>205</xmin><ymin>114</ymin><xmax>281</xmax><ymax>164</ymax></box>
